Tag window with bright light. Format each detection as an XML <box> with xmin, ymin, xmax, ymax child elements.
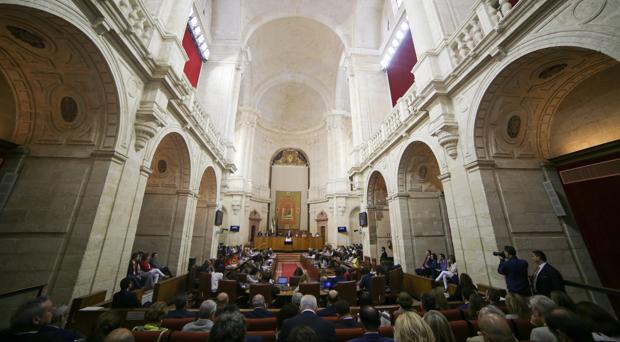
<box><xmin>188</xmin><ymin>8</ymin><xmax>210</xmax><ymax>61</ymax></box>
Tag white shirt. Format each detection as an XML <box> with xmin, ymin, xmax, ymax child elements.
<box><xmin>533</xmin><ymin>262</ymin><xmax>547</xmax><ymax>291</ymax></box>
<box><xmin>211</xmin><ymin>272</ymin><xmax>223</xmax><ymax>292</ymax></box>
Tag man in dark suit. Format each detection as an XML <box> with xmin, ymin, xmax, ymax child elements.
<box><xmin>497</xmin><ymin>246</ymin><xmax>531</xmax><ymax>296</ymax></box>
<box><xmin>358</xmin><ymin>268</ymin><xmax>373</xmax><ymax>292</ymax></box>
<box><xmin>244</xmin><ymin>294</ymin><xmax>275</xmax><ymax>318</ymax></box>
<box><xmin>166</xmin><ymin>295</ymin><xmax>196</xmax><ymax>318</ymax></box>
<box><xmin>348</xmin><ymin>306</ymin><xmax>393</xmax><ymax>342</ymax></box>
<box><xmin>333</xmin><ymin>300</ymin><xmax>361</xmax><ymax>329</ymax></box>
<box><xmin>278</xmin><ymin>295</ymin><xmax>336</xmax><ymax>342</ymax></box>
<box><xmin>317</xmin><ymin>290</ymin><xmax>339</xmax><ymax>317</ymax></box>
<box><xmin>531</xmin><ymin>250</ymin><xmax>565</xmax><ymax>296</ymax></box>
<box><xmin>112</xmin><ymin>277</ymin><xmax>141</xmax><ymax>308</ymax></box>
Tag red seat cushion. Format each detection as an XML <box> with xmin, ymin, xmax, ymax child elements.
<box><xmin>379</xmin><ymin>325</ymin><xmax>394</xmax><ymax>338</ymax></box>
<box><xmin>441</xmin><ymin>308</ymin><xmax>465</xmax><ymax>321</ymax></box>
<box><xmin>169</xmin><ymin>331</ymin><xmax>209</xmax><ymax>342</ymax></box>
<box><xmin>449</xmin><ymin>320</ymin><xmax>473</xmax><ymax>342</ymax></box>
<box><xmin>335</xmin><ymin>328</ymin><xmax>364</xmax><ymax>342</ymax></box>
<box><xmin>161</xmin><ymin>318</ymin><xmax>197</xmax><ymax>330</ymax></box>
<box><xmin>245</xmin><ymin>317</ymin><xmax>277</xmax><ymax>331</ymax></box>
<box><xmin>133</xmin><ymin>331</ymin><xmax>170</xmax><ymax>342</ymax></box>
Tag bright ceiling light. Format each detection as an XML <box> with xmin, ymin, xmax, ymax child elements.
<box><xmin>192</xmin><ymin>26</ymin><xmax>201</xmax><ymax>35</ymax></box>
<box><xmin>196</xmin><ymin>35</ymin><xmax>205</xmax><ymax>44</ymax></box>
<box><xmin>388</xmin><ymin>46</ymin><xmax>396</xmax><ymax>55</ymax></box>
<box><xmin>400</xmin><ymin>21</ymin><xmax>409</xmax><ymax>31</ymax></box>
<box><xmin>188</xmin><ymin>9</ymin><xmax>210</xmax><ymax>61</ymax></box>
<box><xmin>189</xmin><ymin>17</ymin><xmax>198</xmax><ymax>28</ymax></box>
<box><xmin>380</xmin><ymin>60</ymin><xmax>389</xmax><ymax>69</ymax></box>
<box><xmin>396</xmin><ymin>30</ymin><xmax>404</xmax><ymax>40</ymax></box>
<box><xmin>391</xmin><ymin>39</ymin><xmax>399</xmax><ymax>47</ymax></box>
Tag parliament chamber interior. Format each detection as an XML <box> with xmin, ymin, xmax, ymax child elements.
<box><xmin>0</xmin><ymin>0</ymin><xmax>619</xmax><ymax>341</ymax></box>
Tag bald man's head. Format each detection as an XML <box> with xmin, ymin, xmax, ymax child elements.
<box><xmin>328</xmin><ymin>290</ymin><xmax>338</xmax><ymax>303</ymax></box>
<box><xmin>216</xmin><ymin>292</ymin><xmax>229</xmax><ymax>306</ymax></box>
<box><xmin>104</xmin><ymin>328</ymin><xmax>134</xmax><ymax>342</ymax></box>
<box><xmin>479</xmin><ymin>313</ymin><xmax>515</xmax><ymax>342</ymax></box>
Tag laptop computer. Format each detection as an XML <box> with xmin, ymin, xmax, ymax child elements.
<box><xmin>277</xmin><ymin>276</ymin><xmax>288</xmax><ymax>286</ymax></box>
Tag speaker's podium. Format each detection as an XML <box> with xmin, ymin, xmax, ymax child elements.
<box><xmin>254</xmin><ymin>235</ymin><xmax>323</xmax><ymax>251</ymax></box>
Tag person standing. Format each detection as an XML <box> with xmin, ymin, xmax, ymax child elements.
<box><xmin>497</xmin><ymin>246</ymin><xmax>531</xmax><ymax>296</ymax></box>
<box><xmin>531</xmin><ymin>250</ymin><xmax>565</xmax><ymax>297</ymax></box>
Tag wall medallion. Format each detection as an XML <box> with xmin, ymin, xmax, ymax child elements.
<box><xmin>157</xmin><ymin>160</ymin><xmax>167</xmax><ymax>173</ymax></box>
<box><xmin>6</xmin><ymin>25</ymin><xmax>45</xmax><ymax>49</ymax></box>
<box><xmin>60</xmin><ymin>97</ymin><xmax>78</xmax><ymax>123</ymax></box>
<box><xmin>507</xmin><ymin>115</ymin><xmax>521</xmax><ymax>139</ymax></box>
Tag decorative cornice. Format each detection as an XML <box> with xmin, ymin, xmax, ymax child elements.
<box><xmin>464</xmin><ymin>159</ymin><xmax>496</xmax><ymax>172</ymax></box>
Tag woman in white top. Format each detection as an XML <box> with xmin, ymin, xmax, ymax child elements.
<box><xmin>210</xmin><ymin>266</ymin><xmax>224</xmax><ymax>293</ymax></box>
<box><xmin>435</xmin><ymin>255</ymin><xmax>457</xmax><ymax>291</ymax></box>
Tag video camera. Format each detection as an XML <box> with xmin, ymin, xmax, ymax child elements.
<box><xmin>493</xmin><ymin>251</ymin><xmax>506</xmax><ymax>258</ymax></box>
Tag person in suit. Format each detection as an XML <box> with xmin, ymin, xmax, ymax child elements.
<box><xmin>244</xmin><ymin>294</ymin><xmax>274</xmax><ymax>318</ymax></box>
<box><xmin>497</xmin><ymin>246</ymin><xmax>531</xmax><ymax>296</ymax></box>
<box><xmin>278</xmin><ymin>295</ymin><xmax>336</xmax><ymax>342</ymax></box>
<box><xmin>317</xmin><ymin>290</ymin><xmax>339</xmax><ymax>317</ymax></box>
<box><xmin>333</xmin><ymin>300</ymin><xmax>361</xmax><ymax>329</ymax></box>
<box><xmin>112</xmin><ymin>278</ymin><xmax>141</xmax><ymax>308</ymax></box>
<box><xmin>415</xmin><ymin>250</ymin><xmax>432</xmax><ymax>276</ymax></box>
<box><xmin>349</xmin><ymin>306</ymin><xmax>394</xmax><ymax>342</ymax></box>
<box><xmin>531</xmin><ymin>250</ymin><xmax>565</xmax><ymax>297</ymax></box>
<box><xmin>358</xmin><ymin>267</ymin><xmax>373</xmax><ymax>292</ymax></box>
<box><xmin>209</xmin><ymin>304</ymin><xmax>261</xmax><ymax>342</ymax></box>
<box><xmin>330</xmin><ymin>267</ymin><xmax>347</xmax><ymax>288</ymax></box>
<box><xmin>166</xmin><ymin>295</ymin><xmax>195</xmax><ymax>318</ymax></box>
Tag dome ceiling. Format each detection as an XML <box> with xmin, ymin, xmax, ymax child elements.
<box><xmin>247</xmin><ymin>16</ymin><xmax>344</xmax><ymax>132</ymax></box>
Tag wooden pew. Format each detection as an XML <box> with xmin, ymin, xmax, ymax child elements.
<box><xmin>66</xmin><ymin>290</ymin><xmax>107</xmax><ymax>328</ymax></box>
<box><xmin>153</xmin><ymin>275</ymin><xmax>187</xmax><ymax>304</ymax></box>
<box><xmin>402</xmin><ymin>273</ymin><xmax>434</xmax><ymax>299</ymax></box>
<box><xmin>477</xmin><ymin>283</ymin><xmax>507</xmax><ymax>298</ymax></box>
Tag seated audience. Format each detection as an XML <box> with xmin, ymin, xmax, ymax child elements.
<box><xmin>277</xmin><ymin>303</ymin><xmax>300</xmax><ymax>336</ymax></box>
<box><xmin>317</xmin><ymin>290</ymin><xmax>339</xmax><ymax>317</ymax></box>
<box><xmin>528</xmin><ymin>295</ymin><xmax>559</xmax><ymax>342</ymax></box>
<box><xmin>211</xmin><ymin>265</ymin><xmax>224</xmax><ymax>293</ymax></box>
<box><xmin>279</xmin><ymin>295</ymin><xmax>336</xmax><ymax>342</ymax></box>
<box><xmin>504</xmin><ymin>293</ymin><xmax>530</xmax><ymax>320</ymax></box>
<box><xmin>92</xmin><ymin>312</ymin><xmax>122</xmax><ymax>342</ymax></box>
<box><xmin>288</xmin><ymin>325</ymin><xmax>320</xmax><ymax>342</ymax></box>
<box><xmin>131</xmin><ymin>301</ymin><xmax>168</xmax><ymax>332</ymax></box>
<box><xmin>112</xmin><ymin>278</ymin><xmax>141</xmax><ymax>309</ymax></box>
<box><xmin>37</xmin><ymin>304</ymin><xmax>83</xmax><ymax>342</ymax></box>
<box><xmin>358</xmin><ymin>267</ymin><xmax>373</xmax><ymax>292</ymax></box>
<box><xmin>574</xmin><ymin>301</ymin><xmax>620</xmax><ymax>341</ymax></box>
<box><xmin>449</xmin><ymin>273</ymin><xmax>477</xmax><ymax>302</ymax></box>
<box><xmin>2</xmin><ymin>297</ymin><xmax>58</xmax><ymax>341</ymax></box>
<box><xmin>215</xmin><ymin>292</ymin><xmax>229</xmax><ymax>315</ymax></box>
<box><xmin>331</xmin><ymin>267</ymin><xmax>347</xmax><ymax>288</ymax></box>
<box><xmin>166</xmin><ymin>295</ymin><xmax>195</xmax><ymax>318</ymax></box>
<box><xmin>394</xmin><ymin>292</ymin><xmax>416</xmax><ymax>320</ymax></box>
<box><xmin>394</xmin><ymin>311</ymin><xmax>435</xmax><ymax>342</ymax></box>
<box><xmin>333</xmin><ymin>300</ymin><xmax>361</xmax><ymax>329</ymax></box>
<box><xmin>244</xmin><ymin>294</ymin><xmax>275</xmax><ymax>318</ymax></box>
<box><xmin>349</xmin><ymin>306</ymin><xmax>393</xmax><ymax>342</ymax></box>
<box><xmin>545</xmin><ymin>308</ymin><xmax>594</xmax><ymax>342</ymax></box>
<box><xmin>458</xmin><ymin>287</ymin><xmax>476</xmax><ymax>311</ymax></box>
<box><xmin>291</xmin><ymin>292</ymin><xmax>304</xmax><ymax>308</ymax></box>
<box><xmin>182</xmin><ymin>300</ymin><xmax>216</xmax><ymax>332</ymax></box>
<box><xmin>421</xmin><ymin>293</ymin><xmax>437</xmax><ymax>313</ymax></box>
<box><xmin>423</xmin><ymin>310</ymin><xmax>456</xmax><ymax>342</ymax></box>
<box><xmin>435</xmin><ymin>255</ymin><xmax>457</xmax><ymax>291</ymax></box>
<box><xmin>149</xmin><ymin>252</ymin><xmax>172</xmax><ymax>277</ymax></box>
<box><xmin>432</xmin><ymin>287</ymin><xmax>449</xmax><ymax>310</ymax></box>
<box><xmin>550</xmin><ymin>290</ymin><xmax>576</xmax><ymax>312</ymax></box>
<box><xmin>415</xmin><ymin>250</ymin><xmax>433</xmax><ymax>276</ymax></box>
<box><xmin>474</xmin><ymin>312</ymin><xmax>518</xmax><ymax>342</ymax></box>
<box><xmin>140</xmin><ymin>253</ymin><xmax>166</xmax><ymax>284</ymax></box>
<box><xmin>467</xmin><ymin>293</ymin><xmax>484</xmax><ymax>320</ymax></box>
<box><xmin>208</xmin><ymin>305</ymin><xmax>249</xmax><ymax>342</ymax></box>
<box><xmin>103</xmin><ymin>328</ymin><xmax>135</xmax><ymax>342</ymax></box>
<box><xmin>485</xmin><ymin>288</ymin><xmax>504</xmax><ymax>307</ymax></box>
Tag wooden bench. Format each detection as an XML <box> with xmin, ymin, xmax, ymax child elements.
<box><xmin>403</xmin><ymin>273</ymin><xmax>434</xmax><ymax>299</ymax></box>
<box><xmin>477</xmin><ymin>283</ymin><xmax>507</xmax><ymax>298</ymax></box>
<box><xmin>153</xmin><ymin>275</ymin><xmax>187</xmax><ymax>304</ymax></box>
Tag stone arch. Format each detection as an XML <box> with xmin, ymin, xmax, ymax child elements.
<box><xmin>243</xmin><ymin>14</ymin><xmax>350</xmax><ymax>54</ymax></box>
<box><xmin>190</xmin><ymin>166</ymin><xmax>218</xmax><ymax>263</ymax></box>
<box><xmin>132</xmin><ymin>132</ymin><xmax>193</xmax><ymax>275</ymax></box>
<box><xmin>366</xmin><ymin>171</ymin><xmax>390</xmax><ymax>260</ymax></box>
<box><xmin>394</xmin><ymin>141</ymin><xmax>454</xmax><ymax>271</ymax></box>
<box><xmin>0</xmin><ymin>4</ymin><xmax>124</xmax><ymax>153</ymax></box>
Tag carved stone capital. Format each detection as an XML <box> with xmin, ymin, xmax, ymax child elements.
<box><xmin>134</xmin><ymin>103</ymin><xmax>166</xmax><ymax>151</ymax></box>
<box><xmin>429</xmin><ymin>114</ymin><xmax>459</xmax><ymax>159</ymax></box>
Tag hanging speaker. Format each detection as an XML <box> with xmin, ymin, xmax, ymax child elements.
<box><xmin>359</xmin><ymin>212</ymin><xmax>368</xmax><ymax>227</ymax></box>
<box><xmin>214</xmin><ymin>209</ymin><xmax>223</xmax><ymax>226</ymax></box>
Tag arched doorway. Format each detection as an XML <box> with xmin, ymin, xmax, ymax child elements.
<box><xmin>190</xmin><ymin>167</ymin><xmax>217</xmax><ymax>263</ymax></box>
<box><xmin>395</xmin><ymin>141</ymin><xmax>453</xmax><ymax>272</ymax></box>
<box><xmin>133</xmin><ymin>133</ymin><xmax>192</xmax><ymax>276</ymax></box>
<box><xmin>367</xmin><ymin>171</ymin><xmax>391</xmax><ymax>260</ymax></box>
<box><xmin>315</xmin><ymin>211</ymin><xmax>328</xmax><ymax>239</ymax></box>
<box><xmin>473</xmin><ymin>46</ymin><xmax>620</xmax><ymax>311</ymax></box>
<box><xmin>0</xmin><ymin>5</ymin><xmax>122</xmax><ymax>303</ymax></box>
<box><xmin>249</xmin><ymin>209</ymin><xmax>262</xmax><ymax>243</ymax></box>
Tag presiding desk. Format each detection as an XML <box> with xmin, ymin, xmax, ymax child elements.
<box><xmin>254</xmin><ymin>236</ymin><xmax>324</xmax><ymax>251</ymax></box>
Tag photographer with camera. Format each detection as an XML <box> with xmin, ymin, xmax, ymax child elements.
<box><xmin>496</xmin><ymin>246</ymin><xmax>531</xmax><ymax>296</ymax></box>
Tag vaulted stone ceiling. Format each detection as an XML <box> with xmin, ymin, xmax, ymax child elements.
<box><xmin>247</xmin><ymin>16</ymin><xmax>344</xmax><ymax>132</ymax></box>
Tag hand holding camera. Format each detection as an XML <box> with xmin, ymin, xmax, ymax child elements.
<box><xmin>493</xmin><ymin>251</ymin><xmax>506</xmax><ymax>259</ymax></box>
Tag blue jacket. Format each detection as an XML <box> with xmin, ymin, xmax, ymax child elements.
<box><xmin>359</xmin><ymin>274</ymin><xmax>372</xmax><ymax>291</ymax></box>
<box><xmin>498</xmin><ymin>257</ymin><xmax>531</xmax><ymax>295</ymax></box>
<box><xmin>279</xmin><ymin>311</ymin><xmax>336</xmax><ymax>342</ymax></box>
<box><xmin>244</xmin><ymin>307</ymin><xmax>275</xmax><ymax>318</ymax></box>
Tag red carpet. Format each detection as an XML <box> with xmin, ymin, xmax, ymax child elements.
<box><xmin>279</xmin><ymin>262</ymin><xmax>299</xmax><ymax>278</ymax></box>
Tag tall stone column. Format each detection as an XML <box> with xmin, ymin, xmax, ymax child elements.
<box><xmin>231</xmin><ymin>108</ymin><xmax>258</xmax><ymax>192</ymax></box>
<box><xmin>387</xmin><ymin>193</ymin><xmax>417</xmax><ymax>273</ymax></box>
<box><xmin>326</xmin><ymin>111</ymin><xmax>350</xmax><ymax>194</ymax></box>
<box><xmin>169</xmin><ymin>189</ymin><xmax>198</xmax><ymax>275</ymax></box>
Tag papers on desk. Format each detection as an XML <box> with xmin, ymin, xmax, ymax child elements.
<box><xmin>79</xmin><ymin>306</ymin><xmax>103</xmax><ymax>311</ymax></box>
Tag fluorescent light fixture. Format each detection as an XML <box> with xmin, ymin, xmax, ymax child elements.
<box><xmin>196</xmin><ymin>35</ymin><xmax>205</xmax><ymax>44</ymax></box>
<box><xmin>391</xmin><ymin>39</ymin><xmax>399</xmax><ymax>47</ymax></box>
<box><xmin>192</xmin><ymin>26</ymin><xmax>202</xmax><ymax>35</ymax></box>
<box><xmin>396</xmin><ymin>30</ymin><xmax>404</xmax><ymax>40</ymax></box>
<box><xmin>188</xmin><ymin>9</ymin><xmax>210</xmax><ymax>61</ymax></box>
<box><xmin>388</xmin><ymin>46</ymin><xmax>396</xmax><ymax>55</ymax></box>
<box><xmin>189</xmin><ymin>17</ymin><xmax>198</xmax><ymax>27</ymax></box>
<box><xmin>400</xmin><ymin>21</ymin><xmax>409</xmax><ymax>31</ymax></box>
<box><xmin>380</xmin><ymin>60</ymin><xmax>389</xmax><ymax>69</ymax></box>
<box><xmin>381</xmin><ymin>18</ymin><xmax>410</xmax><ymax>70</ymax></box>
